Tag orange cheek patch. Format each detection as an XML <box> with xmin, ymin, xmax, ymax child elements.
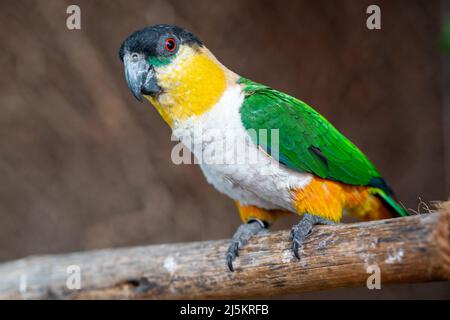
<box><xmin>152</xmin><ymin>47</ymin><xmax>227</xmax><ymax>126</ymax></box>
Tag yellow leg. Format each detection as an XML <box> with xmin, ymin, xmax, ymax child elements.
<box><xmin>236</xmin><ymin>201</ymin><xmax>291</xmax><ymax>226</ymax></box>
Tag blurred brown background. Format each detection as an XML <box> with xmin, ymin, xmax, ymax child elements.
<box><xmin>0</xmin><ymin>0</ymin><xmax>449</xmax><ymax>298</ymax></box>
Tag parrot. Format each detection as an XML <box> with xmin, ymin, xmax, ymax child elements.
<box><xmin>119</xmin><ymin>24</ymin><xmax>408</xmax><ymax>272</ymax></box>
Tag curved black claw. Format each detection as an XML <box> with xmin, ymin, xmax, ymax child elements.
<box><xmin>226</xmin><ymin>242</ymin><xmax>240</xmax><ymax>272</ymax></box>
<box><xmin>291</xmin><ymin>214</ymin><xmax>335</xmax><ymax>259</ymax></box>
<box><xmin>226</xmin><ymin>219</ymin><xmax>266</xmax><ymax>272</ymax></box>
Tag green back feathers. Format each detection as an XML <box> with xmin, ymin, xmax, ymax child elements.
<box><xmin>238</xmin><ymin>77</ymin><xmax>380</xmax><ymax>186</ymax></box>
<box><xmin>238</xmin><ymin>77</ymin><xmax>408</xmax><ymax>217</ymax></box>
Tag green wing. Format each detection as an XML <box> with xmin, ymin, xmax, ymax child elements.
<box><xmin>239</xmin><ymin>78</ymin><xmax>385</xmax><ymax>189</ymax></box>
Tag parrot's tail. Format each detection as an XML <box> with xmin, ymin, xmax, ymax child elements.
<box><xmin>346</xmin><ymin>187</ymin><xmax>409</xmax><ymax>220</ymax></box>
<box><xmin>292</xmin><ymin>177</ymin><xmax>408</xmax><ymax>222</ymax></box>
<box><xmin>369</xmin><ymin>188</ymin><xmax>409</xmax><ymax>217</ymax></box>
<box><xmin>346</xmin><ymin>187</ymin><xmax>408</xmax><ymax>220</ymax></box>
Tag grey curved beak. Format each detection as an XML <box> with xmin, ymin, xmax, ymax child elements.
<box><xmin>124</xmin><ymin>53</ymin><xmax>161</xmax><ymax>102</ymax></box>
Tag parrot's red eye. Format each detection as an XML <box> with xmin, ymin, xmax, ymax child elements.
<box><xmin>164</xmin><ymin>38</ymin><xmax>177</xmax><ymax>52</ymax></box>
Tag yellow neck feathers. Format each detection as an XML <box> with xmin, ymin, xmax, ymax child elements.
<box><xmin>145</xmin><ymin>46</ymin><xmax>228</xmax><ymax>127</ymax></box>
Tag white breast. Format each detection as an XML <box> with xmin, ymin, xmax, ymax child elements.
<box><xmin>172</xmin><ymin>85</ymin><xmax>312</xmax><ymax>211</ymax></box>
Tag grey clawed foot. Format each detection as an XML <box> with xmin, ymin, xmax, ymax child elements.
<box><xmin>226</xmin><ymin>219</ymin><xmax>267</xmax><ymax>272</ymax></box>
<box><xmin>291</xmin><ymin>213</ymin><xmax>335</xmax><ymax>259</ymax></box>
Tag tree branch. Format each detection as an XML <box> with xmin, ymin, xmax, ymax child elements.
<box><xmin>0</xmin><ymin>202</ymin><xmax>449</xmax><ymax>299</ymax></box>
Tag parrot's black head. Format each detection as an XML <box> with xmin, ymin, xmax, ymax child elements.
<box><xmin>119</xmin><ymin>24</ymin><xmax>203</xmax><ymax>101</ymax></box>
<box><xmin>119</xmin><ymin>24</ymin><xmax>202</xmax><ymax>62</ymax></box>
<box><xmin>119</xmin><ymin>24</ymin><xmax>228</xmax><ymax>127</ymax></box>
